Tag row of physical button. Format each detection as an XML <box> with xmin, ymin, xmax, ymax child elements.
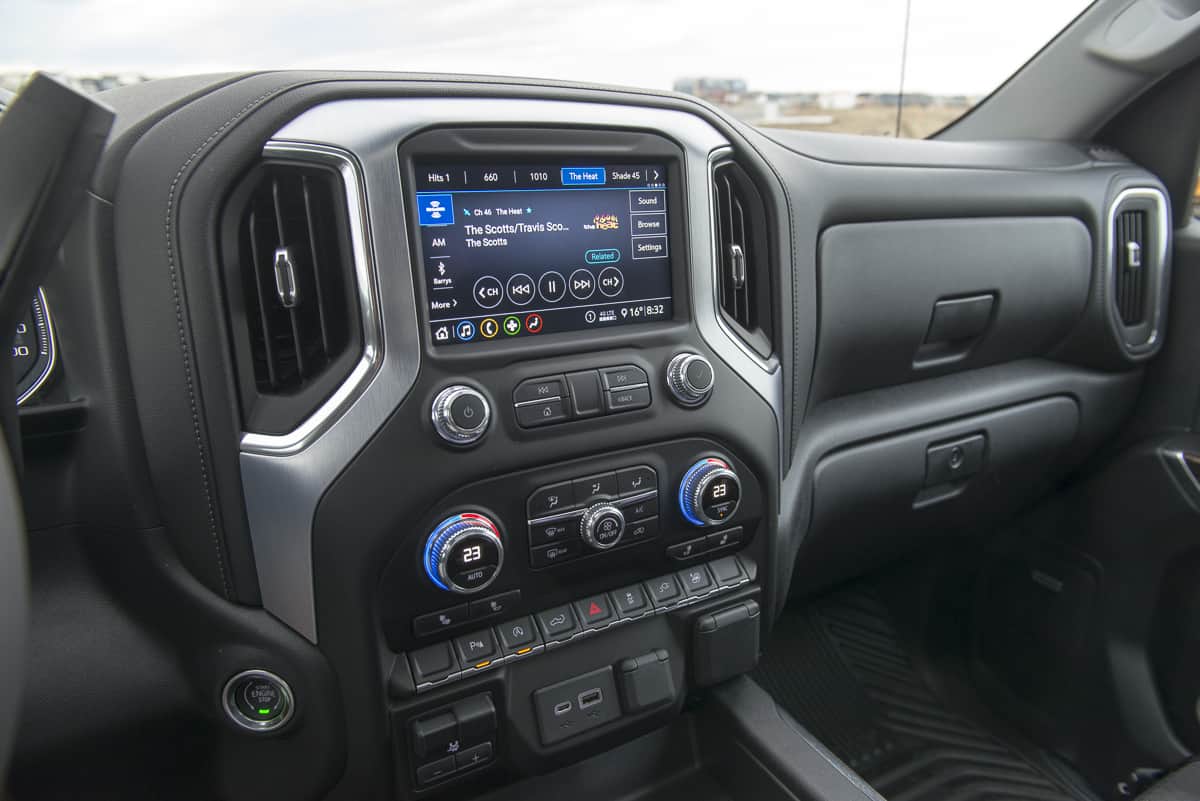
<box><xmin>528</xmin><ymin>464</ymin><xmax>657</xmax><ymax>519</ymax></box>
<box><xmin>412</xmin><ymin>589</ymin><xmax>521</xmax><ymax>638</ymax></box>
<box><xmin>514</xmin><ymin>365</ymin><xmax>651</xmax><ymax>429</ymax></box>
<box><xmin>530</xmin><ymin>514</ymin><xmax>659</xmax><ymax>567</ymax></box>
<box><xmin>408</xmin><ymin>555</ymin><xmax>754</xmax><ymax>692</ymax></box>
<box><xmin>666</xmin><ymin>526</ymin><xmax>745</xmax><ymax>561</ymax></box>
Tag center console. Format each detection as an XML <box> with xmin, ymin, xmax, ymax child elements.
<box><xmin>237</xmin><ymin>98</ymin><xmax>785</xmax><ymax>800</ymax></box>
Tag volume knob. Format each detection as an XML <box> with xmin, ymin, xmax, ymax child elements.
<box><xmin>667</xmin><ymin>353</ymin><xmax>715</xmax><ymax>407</ymax></box>
<box><xmin>432</xmin><ymin>385</ymin><xmax>491</xmax><ymax>446</ymax></box>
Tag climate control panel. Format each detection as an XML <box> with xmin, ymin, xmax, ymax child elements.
<box><xmin>379</xmin><ymin>439</ymin><xmax>764</xmax><ymax>654</ymax></box>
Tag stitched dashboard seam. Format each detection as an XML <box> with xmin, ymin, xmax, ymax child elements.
<box><xmin>162</xmin><ymin>85</ymin><xmax>287</xmax><ymax>600</ymax></box>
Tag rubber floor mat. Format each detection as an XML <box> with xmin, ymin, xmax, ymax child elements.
<box><xmin>754</xmin><ymin>590</ymin><xmax>1097</xmax><ymax>801</ymax></box>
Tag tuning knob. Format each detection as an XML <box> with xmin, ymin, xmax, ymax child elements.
<box><xmin>580</xmin><ymin>503</ymin><xmax>625</xmax><ymax>550</ymax></box>
<box><xmin>423</xmin><ymin>512</ymin><xmax>504</xmax><ymax>594</ymax></box>
<box><xmin>667</xmin><ymin>352</ymin><xmax>715</xmax><ymax>407</ymax></box>
<box><xmin>432</xmin><ymin>385</ymin><xmax>491</xmax><ymax>446</ymax></box>
<box><xmin>678</xmin><ymin>458</ymin><xmax>741</xmax><ymax>527</ymax></box>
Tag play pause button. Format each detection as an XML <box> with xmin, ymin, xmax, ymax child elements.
<box><xmin>539</xmin><ymin>271</ymin><xmax>566</xmax><ymax>303</ymax></box>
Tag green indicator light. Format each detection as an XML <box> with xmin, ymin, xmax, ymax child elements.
<box><xmin>258</xmin><ymin>709</ymin><xmax>271</xmax><ymax>715</ymax></box>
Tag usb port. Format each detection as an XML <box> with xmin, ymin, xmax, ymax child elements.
<box><xmin>577</xmin><ymin>688</ymin><xmax>603</xmax><ymax>710</ymax></box>
<box><xmin>553</xmin><ymin>700</ymin><xmax>572</xmax><ymax>716</ymax></box>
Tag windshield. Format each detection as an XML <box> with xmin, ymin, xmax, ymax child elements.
<box><xmin>4</xmin><ymin>0</ymin><xmax>1090</xmax><ymax>139</ymax></box>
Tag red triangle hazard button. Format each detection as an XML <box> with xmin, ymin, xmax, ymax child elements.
<box><xmin>588</xmin><ymin>602</ymin><xmax>603</xmax><ymax>617</ymax></box>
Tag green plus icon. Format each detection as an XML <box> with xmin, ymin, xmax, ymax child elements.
<box><xmin>503</xmin><ymin>316</ymin><xmax>521</xmax><ymax>336</ymax></box>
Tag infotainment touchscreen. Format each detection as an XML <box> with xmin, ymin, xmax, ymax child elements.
<box><xmin>413</xmin><ymin>162</ymin><xmax>674</xmax><ymax>345</ymax></box>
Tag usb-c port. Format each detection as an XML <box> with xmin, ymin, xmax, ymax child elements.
<box><xmin>553</xmin><ymin>700</ymin><xmax>572</xmax><ymax>716</ymax></box>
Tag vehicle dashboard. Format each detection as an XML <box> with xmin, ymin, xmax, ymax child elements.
<box><xmin>10</xmin><ymin>71</ymin><xmax>1169</xmax><ymax>801</ymax></box>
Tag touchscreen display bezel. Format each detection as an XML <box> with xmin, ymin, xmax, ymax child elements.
<box><xmin>399</xmin><ymin>127</ymin><xmax>691</xmax><ymax>359</ymax></box>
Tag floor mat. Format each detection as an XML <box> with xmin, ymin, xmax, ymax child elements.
<box><xmin>754</xmin><ymin>589</ymin><xmax>1097</xmax><ymax>801</ymax></box>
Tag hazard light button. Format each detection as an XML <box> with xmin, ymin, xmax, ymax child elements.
<box><xmin>573</xmin><ymin>594</ymin><xmax>614</xmax><ymax>629</ymax></box>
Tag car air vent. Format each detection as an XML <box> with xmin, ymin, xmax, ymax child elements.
<box><xmin>1115</xmin><ymin>209</ymin><xmax>1147</xmax><ymax>325</ymax></box>
<box><xmin>221</xmin><ymin>161</ymin><xmax>363</xmax><ymax>436</ymax></box>
<box><xmin>712</xmin><ymin>161</ymin><xmax>773</xmax><ymax>359</ymax></box>
<box><xmin>1106</xmin><ymin>187</ymin><xmax>1168</xmax><ymax>357</ymax></box>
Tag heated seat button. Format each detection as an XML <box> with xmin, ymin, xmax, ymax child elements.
<box><xmin>468</xmin><ymin>590</ymin><xmax>520</xmax><ymax>621</ymax></box>
<box><xmin>454</xmin><ymin>629</ymin><xmax>498</xmax><ymax>667</ymax></box>
<box><xmin>536</xmin><ymin>604</ymin><xmax>580</xmax><ymax>641</ymax></box>
<box><xmin>413</xmin><ymin>603</ymin><xmax>469</xmax><ymax>637</ymax></box>
<box><xmin>705</xmin><ymin>526</ymin><xmax>743</xmax><ymax>552</ymax></box>
<box><xmin>573</xmin><ymin>594</ymin><xmax>614</xmax><ymax>628</ymax></box>
<box><xmin>528</xmin><ymin>482</ymin><xmax>573</xmax><ymax>518</ymax></box>
<box><xmin>667</xmin><ymin>537</ymin><xmax>708</xmax><ymax>561</ymax></box>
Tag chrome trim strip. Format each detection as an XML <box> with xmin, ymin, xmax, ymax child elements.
<box><xmin>1106</xmin><ymin>186</ymin><xmax>1169</xmax><ymax>354</ymax></box>
<box><xmin>17</xmin><ymin>287</ymin><xmax>57</xmax><ymax>407</ymax></box>
<box><xmin>528</xmin><ymin>488</ymin><xmax>658</xmax><ymax>525</ymax></box>
<box><xmin>238</xmin><ymin>98</ymin><xmax>784</xmax><ymax>643</ymax></box>
<box><xmin>707</xmin><ymin>152</ymin><xmax>780</xmax><ymax>375</ymax></box>
<box><xmin>241</xmin><ymin>143</ymin><xmax>383</xmax><ymax>456</ymax></box>
<box><xmin>1165</xmin><ymin>449</ymin><xmax>1200</xmax><ymax>497</ymax></box>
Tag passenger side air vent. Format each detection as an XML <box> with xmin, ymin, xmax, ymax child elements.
<box><xmin>221</xmin><ymin>161</ymin><xmax>363</xmax><ymax>436</ymax></box>
<box><xmin>1107</xmin><ymin>187</ymin><xmax>1168</xmax><ymax>357</ymax></box>
<box><xmin>1114</xmin><ymin>209</ymin><xmax>1146</xmax><ymax>325</ymax></box>
<box><xmin>712</xmin><ymin>161</ymin><xmax>774</xmax><ymax>359</ymax></box>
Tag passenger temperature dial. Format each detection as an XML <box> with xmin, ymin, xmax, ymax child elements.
<box><xmin>423</xmin><ymin>513</ymin><xmax>504</xmax><ymax>594</ymax></box>
<box><xmin>678</xmin><ymin>458</ymin><xmax>742</xmax><ymax>527</ymax></box>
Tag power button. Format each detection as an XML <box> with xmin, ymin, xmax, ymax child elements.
<box><xmin>222</xmin><ymin>669</ymin><xmax>295</xmax><ymax>732</ymax></box>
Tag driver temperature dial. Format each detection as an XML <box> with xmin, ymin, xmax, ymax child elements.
<box><xmin>423</xmin><ymin>512</ymin><xmax>504</xmax><ymax>594</ymax></box>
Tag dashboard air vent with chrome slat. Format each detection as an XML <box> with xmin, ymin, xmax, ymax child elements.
<box><xmin>1114</xmin><ymin>208</ymin><xmax>1145</xmax><ymax>325</ymax></box>
<box><xmin>1105</xmin><ymin>186</ymin><xmax>1169</xmax><ymax>358</ymax></box>
<box><xmin>221</xmin><ymin>162</ymin><xmax>363</xmax><ymax>436</ymax></box>
<box><xmin>712</xmin><ymin>161</ymin><xmax>773</xmax><ymax>359</ymax></box>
